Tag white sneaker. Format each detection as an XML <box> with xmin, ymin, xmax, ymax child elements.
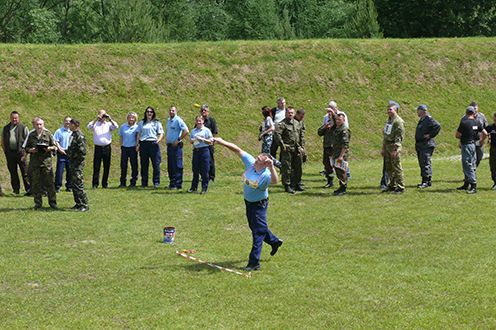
<box><xmin>492</xmin><ymin>184</ymin><xmax>496</xmax><ymax>190</ymax></box>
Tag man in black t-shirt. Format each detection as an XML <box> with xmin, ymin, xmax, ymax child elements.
<box><xmin>485</xmin><ymin>113</ymin><xmax>496</xmax><ymax>189</ymax></box>
<box><xmin>456</xmin><ymin>106</ymin><xmax>487</xmax><ymax>193</ymax></box>
<box><xmin>200</xmin><ymin>104</ymin><xmax>218</xmax><ymax>181</ymax></box>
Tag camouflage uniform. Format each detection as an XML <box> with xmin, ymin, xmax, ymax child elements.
<box><xmin>67</xmin><ymin>129</ymin><xmax>88</xmax><ymax>209</ymax></box>
<box><xmin>24</xmin><ymin>129</ymin><xmax>57</xmax><ymax>208</ymax></box>
<box><xmin>274</xmin><ymin>118</ymin><xmax>305</xmax><ymax>189</ymax></box>
<box><xmin>330</xmin><ymin>125</ymin><xmax>351</xmax><ymax>187</ymax></box>
<box><xmin>318</xmin><ymin>116</ymin><xmax>335</xmax><ymax>185</ymax></box>
<box><xmin>383</xmin><ymin>115</ymin><xmax>405</xmax><ymax>191</ymax></box>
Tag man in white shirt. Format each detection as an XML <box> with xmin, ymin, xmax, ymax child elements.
<box><xmin>87</xmin><ymin>109</ymin><xmax>118</xmax><ymax>188</ymax></box>
<box><xmin>270</xmin><ymin>96</ymin><xmax>287</xmax><ymax>158</ymax></box>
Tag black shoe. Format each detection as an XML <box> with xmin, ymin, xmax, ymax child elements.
<box><xmin>66</xmin><ymin>187</ymin><xmax>72</xmax><ymax>192</ymax></box>
<box><xmin>24</xmin><ymin>191</ymin><xmax>32</xmax><ymax>196</ymax></box>
<box><xmin>56</xmin><ymin>187</ymin><xmax>61</xmax><ymax>193</ymax></box>
<box><xmin>334</xmin><ymin>186</ymin><xmax>347</xmax><ymax>196</ymax></box>
<box><xmin>118</xmin><ymin>184</ymin><xmax>126</xmax><ymax>188</ymax></box>
<box><xmin>417</xmin><ymin>182</ymin><xmax>429</xmax><ymax>188</ymax></box>
<box><xmin>34</xmin><ymin>204</ymin><xmax>42</xmax><ymax>210</ymax></box>
<box><xmin>243</xmin><ymin>264</ymin><xmax>260</xmax><ymax>271</ymax></box>
<box><xmin>187</xmin><ymin>188</ymin><xmax>197</xmax><ymax>193</ymax></box>
<box><xmin>78</xmin><ymin>206</ymin><xmax>89</xmax><ymax>212</ymax></box>
<box><xmin>393</xmin><ymin>188</ymin><xmax>405</xmax><ymax>194</ymax></box>
<box><xmin>295</xmin><ymin>185</ymin><xmax>305</xmax><ymax>192</ymax></box>
<box><xmin>270</xmin><ymin>240</ymin><xmax>283</xmax><ymax>256</ymax></box>
<box><xmin>14</xmin><ymin>190</ymin><xmax>20</xmax><ymax>195</ymax></box>
<box><xmin>129</xmin><ymin>184</ymin><xmax>136</xmax><ymax>189</ymax></box>
<box><xmin>92</xmin><ymin>185</ymin><xmax>98</xmax><ymax>189</ymax></box>
<box><xmin>102</xmin><ymin>185</ymin><xmax>108</xmax><ymax>189</ymax></box>
<box><xmin>457</xmin><ymin>182</ymin><xmax>469</xmax><ymax>190</ymax></box>
<box><xmin>285</xmin><ymin>185</ymin><xmax>295</xmax><ymax>194</ymax></box>
<box><xmin>49</xmin><ymin>203</ymin><xmax>58</xmax><ymax>210</ymax></box>
<box><xmin>169</xmin><ymin>186</ymin><xmax>178</xmax><ymax>190</ymax></box>
<box><xmin>200</xmin><ymin>188</ymin><xmax>208</xmax><ymax>194</ymax></box>
<box><xmin>467</xmin><ymin>183</ymin><xmax>477</xmax><ymax>194</ymax></box>
<box><xmin>71</xmin><ymin>204</ymin><xmax>80</xmax><ymax>209</ymax></box>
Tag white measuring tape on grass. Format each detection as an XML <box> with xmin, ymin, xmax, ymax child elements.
<box><xmin>176</xmin><ymin>250</ymin><xmax>252</xmax><ymax>278</ymax></box>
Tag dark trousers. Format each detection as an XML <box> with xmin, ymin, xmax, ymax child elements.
<box><xmin>92</xmin><ymin>144</ymin><xmax>111</xmax><ymax>187</ymax></box>
<box><xmin>120</xmin><ymin>146</ymin><xmax>138</xmax><ymax>186</ymax></box>
<box><xmin>380</xmin><ymin>157</ymin><xmax>389</xmax><ymax>188</ymax></box>
<box><xmin>490</xmin><ymin>145</ymin><xmax>496</xmax><ymax>184</ymax></box>
<box><xmin>191</xmin><ymin>147</ymin><xmax>210</xmax><ymax>191</ymax></box>
<box><xmin>55</xmin><ymin>153</ymin><xmax>72</xmax><ymax>190</ymax></box>
<box><xmin>270</xmin><ymin>141</ymin><xmax>279</xmax><ymax>159</ymax></box>
<box><xmin>208</xmin><ymin>145</ymin><xmax>216</xmax><ymax>181</ymax></box>
<box><xmin>5</xmin><ymin>149</ymin><xmax>30</xmax><ymax>193</ymax></box>
<box><xmin>416</xmin><ymin>145</ymin><xmax>434</xmax><ymax>182</ymax></box>
<box><xmin>476</xmin><ymin>145</ymin><xmax>484</xmax><ymax>167</ymax></box>
<box><xmin>140</xmin><ymin>141</ymin><xmax>161</xmax><ymax>186</ymax></box>
<box><xmin>245</xmin><ymin>199</ymin><xmax>279</xmax><ymax>266</ymax></box>
<box><xmin>167</xmin><ymin>143</ymin><xmax>183</xmax><ymax>188</ymax></box>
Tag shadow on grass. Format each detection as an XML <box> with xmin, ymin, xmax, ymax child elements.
<box><xmin>0</xmin><ymin>207</ymin><xmax>73</xmax><ymax>213</ymax></box>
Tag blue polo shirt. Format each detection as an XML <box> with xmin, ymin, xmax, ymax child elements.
<box><xmin>119</xmin><ymin>123</ymin><xmax>138</xmax><ymax>147</ymax></box>
<box><xmin>166</xmin><ymin>115</ymin><xmax>188</xmax><ymax>144</ymax></box>
<box><xmin>190</xmin><ymin>127</ymin><xmax>212</xmax><ymax>149</ymax></box>
<box><xmin>137</xmin><ymin>120</ymin><xmax>164</xmax><ymax>142</ymax></box>
<box><xmin>241</xmin><ymin>152</ymin><xmax>271</xmax><ymax>202</ymax></box>
<box><xmin>53</xmin><ymin>126</ymin><xmax>72</xmax><ymax>150</ymax></box>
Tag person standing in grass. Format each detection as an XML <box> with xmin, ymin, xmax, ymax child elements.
<box><xmin>330</xmin><ymin>113</ymin><xmax>351</xmax><ymax>196</ymax></box>
<box><xmin>415</xmin><ymin>104</ymin><xmax>441</xmax><ymax>189</ymax></box>
<box><xmin>87</xmin><ymin>109</ymin><xmax>118</xmax><ymax>189</ymax></box>
<box><xmin>381</xmin><ymin>101</ymin><xmax>405</xmax><ymax>194</ymax></box>
<box><xmin>53</xmin><ymin>116</ymin><xmax>73</xmax><ymax>193</ymax></box>
<box><xmin>460</xmin><ymin>101</ymin><xmax>488</xmax><ymax>168</ymax></box>
<box><xmin>485</xmin><ymin>113</ymin><xmax>496</xmax><ymax>190</ymax></box>
<box><xmin>213</xmin><ymin>137</ymin><xmax>283</xmax><ymax>272</ymax></box>
<box><xmin>456</xmin><ymin>106</ymin><xmax>488</xmax><ymax>194</ymax></box>
<box><xmin>67</xmin><ymin>119</ymin><xmax>89</xmax><ymax>212</ymax></box>
<box><xmin>24</xmin><ymin>117</ymin><xmax>57</xmax><ymax>210</ymax></box>
<box><xmin>199</xmin><ymin>104</ymin><xmax>218</xmax><ymax>182</ymax></box>
<box><xmin>119</xmin><ymin>112</ymin><xmax>139</xmax><ymax>188</ymax></box>
<box><xmin>188</xmin><ymin>116</ymin><xmax>213</xmax><ymax>194</ymax></box>
<box><xmin>166</xmin><ymin>106</ymin><xmax>189</xmax><ymax>190</ymax></box>
<box><xmin>270</xmin><ymin>97</ymin><xmax>287</xmax><ymax>159</ymax></box>
<box><xmin>136</xmin><ymin>106</ymin><xmax>164</xmax><ymax>189</ymax></box>
<box><xmin>1</xmin><ymin>111</ymin><xmax>30</xmax><ymax>195</ymax></box>
<box><xmin>259</xmin><ymin>106</ymin><xmax>282</xmax><ymax>169</ymax></box>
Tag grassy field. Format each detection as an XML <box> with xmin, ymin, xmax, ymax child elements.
<box><xmin>1</xmin><ymin>38</ymin><xmax>496</xmax><ymax>328</ymax></box>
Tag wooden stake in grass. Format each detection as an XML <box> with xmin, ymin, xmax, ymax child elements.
<box><xmin>176</xmin><ymin>250</ymin><xmax>252</xmax><ymax>278</ymax></box>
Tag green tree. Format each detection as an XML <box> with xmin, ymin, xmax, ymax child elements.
<box><xmin>25</xmin><ymin>8</ymin><xmax>61</xmax><ymax>43</ymax></box>
<box><xmin>346</xmin><ymin>0</ymin><xmax>382</xmax><ymax>38</ymax></box>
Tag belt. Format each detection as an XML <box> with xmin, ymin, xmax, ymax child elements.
<box><xmin>244</xmin><ymin>198</ymin><xmax>268</xmax><ymax>205</ymax></box>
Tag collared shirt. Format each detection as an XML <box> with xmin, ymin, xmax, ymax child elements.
<box><xmin>273</xmin><ymin>108</ymin><xmax>286</xmax><ymax>124</ymax></box>
<box><xmin>9</xmin><ymin>126</ymin><xmax>17</xmax><ymax>150</ymax></box>
<box><xmin>190</xmin><ymin>126</ymin><xmax>212</xmax><ymax>149</ymax></box>
<box><xmin>415</xmin><ymin>115</ymin><xmax>441</xmax><ymax>147</ymax></box>
<box><xmin>87</xmin><ymin>120</ymin><xmax>118</xmax><ymax>146</ymax></box>
<box><xmin>203</xmin><ymin>116</ymin><xmax>218</xmax><ymax>135</ymax></box>
<box><xmin>53</xmin><ymin>126</ymin><xmax>72</xmax><ymax>150</ymax></box>
<box><xmin>383</xmin><ymin>115</ymin><xmax>405</xmax><ymax>147</ymax></box>
<box><xmin>24</xmin><ymin>128</ymin><xmax>55</xmax><ymax>165</ymax></box>
<box><xmin>166</xmin><ymin>115</ymin><xmax>188</xmax><ymax>144</ymax></box>
<box><xmin>119</xmin><ymin>123</ymin><xmax>138</xmax><ymax>147</ymax></box>
<box><xmin>136</xmin><ymin>120</ymin><xmax>164</xmax><ymax>142</ymax></box>
<box><xmin>241</xmin><ymin>152</ymin><xmax>271</xmax><ymax>202</ymax></box>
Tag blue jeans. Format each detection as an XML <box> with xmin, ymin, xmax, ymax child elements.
<box><xmin>245</xmin><ymin>198</ymin><xmax>279</xmax><ymax>266</ymax></box>
<box><xmin>120</xmin><ymin>146</ymin><xmax>138</xmax><ymax>186</ymax></box>
<box><xmin>461</xmin><ymin>143</ymin><xmax>477</xmax><ymax>184</ymax></box>
<box><xmin>167</xmin><ymin>143</ymin><xmax>184</xmax><ymax>188</ymax></box>
<box><xmin>191</xmin><ymin>147</ymin><xmax>210</xmax><ymax>191</ymax></box>
<box><xmin>55</xmin><ymin>153</ymin><xmax>71</xmax><ymax>189</ymax></box>
<box><xmin>140</xmin><ymin>141</ymin><xmax>161</xmax><ymax>186</ymax></box>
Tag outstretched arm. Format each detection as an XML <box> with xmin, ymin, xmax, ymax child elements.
<box><xmin>213</xmin><ymin>137</ymin><xmax>244</xmax><ymax>157</ymax></box>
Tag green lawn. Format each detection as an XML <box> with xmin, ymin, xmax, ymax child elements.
<box><xmin>1</xmin><ymin>157</ymin><xmax>495</xmax><ymax>328</ymax></box>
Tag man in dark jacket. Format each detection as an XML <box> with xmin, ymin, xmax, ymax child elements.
<box><xmin>415</xmin><ymin>104</ymin><xmax>441</xmax><ymax>188</ymax></box>
<box><xmin>1</xmin><ymin>111</ymin><xmax>30</xmax><ymax>195</ymax></box>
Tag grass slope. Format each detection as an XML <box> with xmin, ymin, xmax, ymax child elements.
<box><xmin>0</xmin><ymin>38</ymin><xmax>496</xmax><ymax>179</ymax></box>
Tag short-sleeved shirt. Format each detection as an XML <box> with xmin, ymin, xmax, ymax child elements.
<box><xmin>166</xmin><ymin>115</ymin><xmax>188</xmax><ymax>144</ymax></box>
<box><xmin>262</xmin><ymin>116</ymin><xmax>274</xmax><ymax>135</ymax></box>
<box><xmin>190</xmin><ymin>127</ymin><xmax>212</xmax><ymax>149</ymax></box>
<box><xmin>119</xmin><ymin>123</ymin><xmax>138</xmax><ymax>147</ymax></box>
<box><xmin>137</xmin><ymin>120</ymin><xmax>164</xmax><ymax>142</ymax></box>
<box><xmin>241</xmin><ymin>152</ymin><xmax>271</xmax><ymax>202</ymax></box>
<box><xmin>273</xmin><ymin>108</ymin><xmax>286</xmax><ymax>124</ymax></box>
<box><xmin>457</xmin><ymin>118</ymin><xmax>483</xmax><ymax>144</ymax></box>
<box><xmin>53</xmin><ymin>126</ymin><xmax>72</xmax><ymax>150</ymax></box>
<box><xmin>203</xmin><ymin>116</ymin><xmax>218</xmax><ymax>136</ymax></box>
<box><xmin>486</xmin><ymin>124</ymin><xmax>496</xmax><ymax>147</ymax></box>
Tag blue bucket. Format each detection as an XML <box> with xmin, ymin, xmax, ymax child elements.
<box><xmin>163</xmin><ymin>226</ymin><xmax>176</xmax><ymax>244</ymax></box>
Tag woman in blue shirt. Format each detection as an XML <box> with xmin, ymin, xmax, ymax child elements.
<box><xmin>136</xmin><ymin>107</ymin><xmax>164</xmax><ymax>188</ymax></box>
<box><xmin>188</xmin><ymin>116</ymin><xmax>213</xmax><ymax>193</ymax></box>
<box><xmin>213</xmin><ymin>137</ymin><xmax>283</xmax><ymax>272</ymax></box>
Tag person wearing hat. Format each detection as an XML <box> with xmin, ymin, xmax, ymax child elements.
<box><xmin>415</xmin><ymin>104</ymin><xmax>441</xmax><ymax>188</ymax></box>
<box><xmin>456</xmin><ymin>106</ymin><xmax>488</xmax><ymax>193</ymax></box>
<box><xmin>199</xmin><ymin>104</ymin><xmax>218</xmax><ymax>182</ymax></box>
<box><xmin>24</xmin><ymin>117</ymin><xmax>57</xmax><ymax>209</ymax></box>
<box><xmin>67</xmin><ymin>119</ymin><xmax>89</xmax><ymax>211</ymax></box>
<box><xmin>381</xmin><ymin>101</ymin><xmax>405</xmax><ymax>193</ymax></box>
<box><xmin>460</xmin><ymin>101</ymin><xmax>488</xmax><ymax>167</ymax></box>
<box><xmin>485</xmin><ymin>113</ymin><xmax>496</xmax><ymax>190</ymax></box>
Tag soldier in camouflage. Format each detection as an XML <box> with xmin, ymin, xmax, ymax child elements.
<box><xmin>381</xmin><ymin>102</ymin><xmax>405</xmax><ymax>194</ymax></box>
<box><xmin>24</xmin><ymin>117</ymin><xmax>57</xmax><ymax>209</ymax></box>
<box><xmin>330</xmin><ymin>113</ymin><xmax>350</xmax><ymax>195</ymax></box>
<box><xmin>67</xmin><ymin>119</ymin><xmax>89</xmax><ymax>212</ymax></box>
<box><xmin>274</xmin><ymin>107</ymin><xmax>305</xmax><ymax>194</ymax></box>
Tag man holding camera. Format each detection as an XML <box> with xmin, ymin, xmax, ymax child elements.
<box><xmin>87</xmin><ymin>109</ymin><xmax>118</xmax><ymax>188</ymax></box>
<box><xmin>24</xmin><ymin>117</ymin><xmax>57</xmax><ymax>209</ymax></box>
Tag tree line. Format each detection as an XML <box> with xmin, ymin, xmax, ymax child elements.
<box><xmin>0</xmin><ymin>0</ymin><xmax>494</xmax><ymax>43</ymax></box>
